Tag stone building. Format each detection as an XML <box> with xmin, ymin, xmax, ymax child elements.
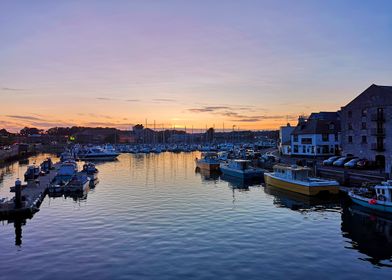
<box><xmin>340</xmin><ymin>84</ymin><xmax>392</xmax><ymax>174</ymax></box>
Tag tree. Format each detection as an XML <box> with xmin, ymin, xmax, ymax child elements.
<box><xmin>19</xmin><ymin>127</ymin><xmax>43</xmax><ymax>136</ymax></box>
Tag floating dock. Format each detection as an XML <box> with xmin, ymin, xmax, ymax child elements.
<box><xmin>0</xmin><ymin>165</ymin><xmax>58</xmax><ymax>219</ymax></box>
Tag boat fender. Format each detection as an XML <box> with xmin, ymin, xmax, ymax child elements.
<box><xmin>369</xmin><ymin>199</ymin><xmax>377</xmax><ymax>205</ymax></box>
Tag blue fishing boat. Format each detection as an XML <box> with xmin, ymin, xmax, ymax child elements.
<box><xmin>348</xmin><ymin>180</ymin><xmax>392</xmax><ymax>213</ymax></box>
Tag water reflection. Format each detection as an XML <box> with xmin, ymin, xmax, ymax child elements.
<box><xmin>264</xmin><ymin>184</ymin><xmax>341</xmax><ymax>212</ymax></box>
<box><xmin>195</xmin><ymin>167</ymin><xmax>220</xmax><ymax>182</ymax></box>
<box><xmin>341</xmin><ymin>205</ymin><xmax>392</xmax><ymax>267</ymax></box>
<box><xmin>221</xmin><ymin>174</ymin><xmax>262</xmax><ymax>190</ymax></box>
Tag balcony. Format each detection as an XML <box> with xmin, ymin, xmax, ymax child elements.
<box><xmin>371</xmin><ymin>143</ymin><xmax>385</xmax><ymax>152</ymax></box>
<box><xmin>371</xmin><ymin>128</ymin><xmax>386</xmax><ymax>136</ymax></box>
<box><xmin>371</xmin><ymin>113</ymin><xmax>385</xmax><ymax>122</ymax></box>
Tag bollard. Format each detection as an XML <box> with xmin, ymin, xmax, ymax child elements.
<box><xmin>14</xmin><ymin>179</ymin><xmax>22</xmax><ymax>209</ymax></box>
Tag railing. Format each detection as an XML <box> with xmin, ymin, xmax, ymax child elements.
<box><xmin>371</xmin><ymin>128</ymin><xmax>386</xmax><ymax>136</ymax></box>
<box><xmin>371</xmin><ymin>143</ymin><xmax>385</xmax><ymax>151</ymax></box>
<box><xmin>371</xmin><ymin>113</ymin><xmax>385</xmax><ymax>122</ymax></box>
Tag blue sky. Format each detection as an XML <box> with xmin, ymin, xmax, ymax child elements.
<box><xmin>0</xmin><ymin>0</ymin><xmax>391</xmax><ymax>131</ymax></box>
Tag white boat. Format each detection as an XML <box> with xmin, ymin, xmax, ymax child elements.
<box><xmin>349</xmin><ymin>180</ymin><xmax>392</xmax><ymax>213</ymax></box>
<box><xmin>81</xmin><ymin>162</ymin><xmax>99</xmax><ymax>181</ymax></box>
<box><xmin>220</xmin><ymin>160</ymin><xmax>264</xmax><ymax>180</ymax></box>
<box><xmin>195</xmin><ymin>152</ymin><xmax>220</xmax><ymax>171</ymax></box>
<box><xmin>77</xmin><ymin>146</ymin><xmax>119</xmax><ymax>160</ymax></box>
<box><xmin>49</xmin><ymin>161</ymin><xmax>78</xmax><ymax>193</ymax></box>
<box><xmin>264</xmin><ymin>164</ymin><xmax>340</xmax><ymax>196</ymax></box>
<box><xmin>64</xmin><ymin>175</ymin><xmax>90</xmax><ymax>192</ymax></box>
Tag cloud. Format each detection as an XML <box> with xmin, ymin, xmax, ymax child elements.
<box><xmin>6</xmin><ymin>115</ymin><xmax>44</xmax><ymax>121</ymax></box>
<box><xmin>1</xmin><ymin>87</ymin><xmax>25</xmax><ymax>91</ymax></box>
<box><xmin>152</xmin><ymin>98</ymin><xmax>175</xmax><ymax>102</ymax></box>
<box><xmin>188</xmin><ymin>106</ymin><xmax>231</xmax><ymax>113</ymax></box>
<box><xmin>125</xmin><ymin>99</ymin><xmax>140</xmax><ymax>102</ymax></box>
<box><xmin>96</xmin><ymin>97</ymin><xmax>114</xmax><ymax>101</ymax></box>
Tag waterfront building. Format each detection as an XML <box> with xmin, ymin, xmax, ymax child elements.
<box><xmin>290</xmin><ymin>112</ymin><xmax>341</xmax><ymax>157</ymax></box>
<box><xmin>340</xmin><ymin>84</ymin><xmax>392</xmax><ymax>174</ymax></box>
<box><xmin>278</xmin><ymin>123</ymin><xmax>294</xmax><ymax>155</ymax></box>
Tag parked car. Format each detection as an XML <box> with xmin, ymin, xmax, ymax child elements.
<box><xmin>323</xmin><ymin>156</ymin><xmax>340</xmax><ymax>166</ymax></box>
<box><xmin>344</xmin><ymin>158</ymin><xmax>361</xmax><ymax>168</ymax></box>
<box><xmin>356</xmin><ymin>159</ymin><xmax>377</xmax><ymax>170</ymax></box>
<box><xmin>333</xmin><ymin>156</ymin><xmax>355</xmax><ymax>167</ymax></box>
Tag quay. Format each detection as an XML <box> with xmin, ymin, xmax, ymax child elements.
<box><xmin>0</xmin><ymin>164</ymin><xmax>58</xmax><ymax>219</ymax></box>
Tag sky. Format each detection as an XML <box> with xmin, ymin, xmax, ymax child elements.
<box><xmin>0</xmin><ymin>0</ymin><xmax>391</xmax><ymax>132</ymax></box>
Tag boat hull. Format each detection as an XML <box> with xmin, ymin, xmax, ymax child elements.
<box><xmin>196</xmin><ymin>161</ymin><xmax>220</xmax><ymax>171</ymax></box>
<box><xmin>221</xmin><ymin>166</ymin><xmax>263</xmax><ymax>180</ymax></box>
<box><xmin>264</xmin><ymin>173</ymin><xmax>339</xmax><ymax>196</ymax></box>
<box><xmin>349</xmin><ymin>194</ymin><xmax>392</xmax><ymax>214</ymax></box>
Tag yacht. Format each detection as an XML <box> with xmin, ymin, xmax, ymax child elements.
<box><xmin>195</xmin><ymin>152</ymin><xmax>220</xmax><ymax>171</ymax></box>
<box><xmin>264</xmin><ymin>164</ymin><xmax>339</xmax><ymax>196</ymax></box>
<box><xmin>77</xmin><ymin>146</ymin><xmax>119</xmax><ymax>160</ymax></box>
<box><xmin>220</xmin><ymin>160</ymin><xmax>264</xmax><ymax>180</ymax></box>
<box><xmin>348</xmin><ymin>180</ymin><xmax>392</xmax><ymax>213</ymax></box>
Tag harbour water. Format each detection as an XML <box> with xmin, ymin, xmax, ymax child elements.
<box><xmin>0</xmin><ymin>153</ymin><xmax>391</xmax><ymax>279</ymax></box>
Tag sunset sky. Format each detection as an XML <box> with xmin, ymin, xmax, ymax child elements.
<box><xmin>1</xmin><ymin>0</ymin><xmax>391</xmax><ymax>132</ymax></box>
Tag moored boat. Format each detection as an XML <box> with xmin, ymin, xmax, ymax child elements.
<box><xmin>220</xmin><ymin>159</ymin><xmax>264</xmax><ymax>180</ymax></box>
<box><xmin>64</xmin><ymin>174</ymin><xmax>90</xmax><ymax>192</ymax></box>
<box><xmin>195</xmin><ymin>152</ymin><xmax>220</xmax><ymax>171</ymax></box>
<box><xmin>24</xmin><ymin>165</ymin><xmax>41</xmax><ymax>181</ymax></box>
<box><xmin>348</xmin><ymin>181</ymin><xmax>392</xmax><ymax>213</ymax></box>
<box><xmin>264</xmin><ymin>164</ymin><xmax>339</xmax><ymax>196</ymax></box>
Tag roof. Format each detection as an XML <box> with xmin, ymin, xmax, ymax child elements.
<box><xmin>292</xmin><ymin>118</ymin><xmax>341</xmax><ymax>135</ymax></box>
<box><xmin>342</xmin><ymin>84</ymin><xmax>392</xmax><ymax>109</ymax></box>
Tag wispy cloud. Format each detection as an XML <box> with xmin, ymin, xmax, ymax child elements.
<box><xmin>1</xmin><ymin>87</ymin><xmax>25</xmax><ymax>91</ymax></box>
<box><xmin>6</xmin><ymin>115</ymin><xmax>44</xmax><ymax>121</ymax></box>
<box><xmin>189</xmin><ymin>106</ymin><xmax>231</xmax><ymax>113</ymax></box>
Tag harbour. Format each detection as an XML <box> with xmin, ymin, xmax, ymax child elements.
<box><xmin>0</xmin><ymin>151</ymin><xmax>391</xmax><ymax>279</ymax></box>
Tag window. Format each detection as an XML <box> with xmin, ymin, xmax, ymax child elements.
<box><xmin>348</xmin><ymin>111</ymin><xmax>352</xmax><ymax>118</ymax></box>
<box><xmin>348</xmin><ymin>123</ymin><xmax>353</xmax><ymax>130</ymax></box>
<box><xmin>361</xmin><ymin>136</ymin><xmax>367</xmax><ymax>144</ymax></box>
<box><xmin>322</xmin><ymin>134</ymin><xmax>329</xmax><ymax>141</ymax></box>
<box><xmin>361</xmin><ymin>109</ymin><xmax>367</xmax><ymax>117</ymax></box>
<box><xmin>293</xmin><ymin>135</ymin><xmax>298</xmax><ymax>142</ymax></box>
<box><xmin>294</xmin><ymin>145</ymin><xmax>298</xmax><ymax>153</ymax></box>
<box><xmin>361</xmin><ymin>122</ymin><xmax>366</xmax><ymax>129</ymax></box>
<box><xmin>334</xmin><ymin>133</ymin><xmax>339</xmax><ymax>142</ymax></box>
<box><xmin>302</xmin><ymin>146</ymin><xmax>306</xmax><ymax>153</ymax></box>
<box><xmin>348</xmin><ymin>136</ymin><xmax>353</xmax><ymax>143</ymax></box>
<box><xmin>301</xmin><ymin>138</ymin><xmax>312</xmax><ymax>144</ymax></box>
<box><xmin>329</xmin><ymin>123</ymin><xmax>335</xmax><ymax>130</ymax></box>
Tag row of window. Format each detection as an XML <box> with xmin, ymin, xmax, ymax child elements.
<box><xmin>347</xmin><ymin>122</ymin><xmax>368</xmax><ymax>130</ymax></box>
<box><xmin>347</xmin><ymin>108</ymin><xmax>384</xmax><ymax>118</ymax></box>
<box><xmin>348</xmin><ymin>135</ymin><xmax>367</xmax><ymax>144</ymax></box>
<box><xmin>293</xmin><ymin>134</ymin><xmax>339</xmax><ymax>143</ymax></box>
<box><xmin>292</xmin><ymin>145</ymin><xmax>336</xmax><ymax>154</ymax></box>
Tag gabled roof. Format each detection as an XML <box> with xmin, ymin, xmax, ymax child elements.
<box><xmin>292</xmin><ymin>119</ymin><xmax>341</xmax><ymax>135</ymax></box>
<box><xmin>342</xmin><ymin>84</ymin><xmax>392</xmax><ymax>109</ymax></box>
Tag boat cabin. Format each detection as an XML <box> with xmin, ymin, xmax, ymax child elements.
<box><xmin>228</xmin><ymin>160</ymin><xmax>251</xmax><ymax>170</ymax></box>
<box><xmin>375</xmin><ymin>181</ymin><xmax>392</xmax><ymax>202</ymax></box>
<box><xmin>273</xmin><ymin>165</ymin><xmax>311</xmax><ymax>181</ymax></box>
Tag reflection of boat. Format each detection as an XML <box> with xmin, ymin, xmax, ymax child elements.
<box><xmin>264</xmin><ymin>184</ymin><xmax>340</xmax><ymax>211</ymax></box>
<box><xmin>24</xmin><ymin>165</ymin><xmax>40</xmax><ymax>181</ymax></box>
<box><xmin>264</xmin><ymin>164</ymin><xmax>339</xmax><ymax>196</ymax></box>
<box><xmin>341</xmin><ymin>205</ymin><xmax>392</xmax><ymax>267</ymax></box>
<box><xmin>195</xmin><ymin>152</ymin><xmax>220</xmax><ymax>171</ymax></box>
<box><xmin>221</xmin><ymin>174</ymin><xmax>262</xmax><ymax>190</ymax></box>
<box><xmin>348</xmin><ymin>180</ymin><xmax>392</xmax><ymax>213</ymax></box>
<box><xmin>220</xmin><ymin>160</ymin><xmax>264</xmax><ymax>180</ymax></box>
<box><xmin>195</xmin><ymin>168</ymin><xmax>220</xmax><ymax>182</ymax></box>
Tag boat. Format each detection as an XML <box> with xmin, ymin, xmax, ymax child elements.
<box><xmin>77</xmin><ymin>146</ymin><xmax>119</xmax><ymax>160</ymax></box>
<box><xmin>264</xmin><ymin>164</ymin><xmax>339</xmax><ymax>196</ymax></box>
<box><xmin>40</xmin><ymin>158</ymin><xmax>53</xmax><ymax>174</ymax></box>
<box><xmin>48</xmin><ymin>161</ymin><xmax>78</xmax><ymax>193</ymax></box>
<box><xmin>220</xmin><ymin>160</ymin><xmax>264</xmax><ymax>180</ymax></box>
<box><xmin>81</xmin><ymin>162</ymin><xmax>99</xmax><ymax>181</ymax></box>
<box><xmin>195</xmin><ymin>152</ymin><xmax>220</xmax><ymax>171</ymax></box>
<box><xmin>64</xmin><ymin>174</ymin><xmax>90</xmax><ymax>192</ymax></box>
<box><xmin>348</xmin><ymin>180</ymin><xmax>392</xmax><ymax>213</ymax></box>
<box><xmin>24</xmin><ymin>165</ymin><xmax>41</xmax><ymax>181</ymax></box>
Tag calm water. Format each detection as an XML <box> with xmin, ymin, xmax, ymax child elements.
<box><xmin>0</xmin><ymin>153</ymin><xmax>391</xmax><ymax>280</ymax></box>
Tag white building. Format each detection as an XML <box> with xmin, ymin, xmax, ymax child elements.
<box><xmin>278</xmin><ymin>123</ymin><xmax>294</xmax><ymax>155</ymax></box>
<box><xmin>291</xmin><ymin>112</ymin><xmax>341</xmax><ymax>157</ymax></box>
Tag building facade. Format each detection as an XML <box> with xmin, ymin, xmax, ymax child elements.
<box><xmin>278</xmin><ymin>123</ymin><xmax>294</xmax><ymax>155</ymax></box>
<box><xmin>291</xmin><ymin>112</ymin><xmax>341</xmax><ymax>157</ymax></box>
<box><xmin>340</xmin><ymin>84</ymin><xmax>392</xmax><ymax>174</ymax></box>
